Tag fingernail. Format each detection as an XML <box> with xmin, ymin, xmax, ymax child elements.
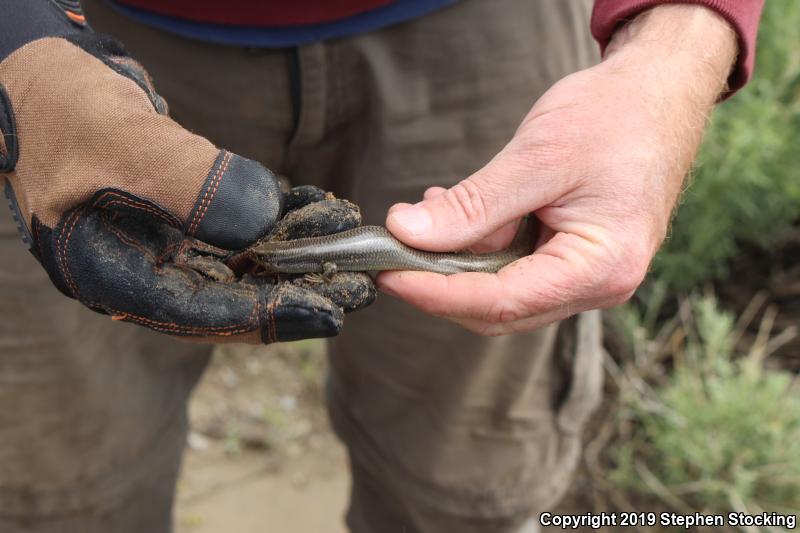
<box><xmin>389</xmin><ymin>205</ymin><xmax>432</xmax><ymax>236</ymax></box>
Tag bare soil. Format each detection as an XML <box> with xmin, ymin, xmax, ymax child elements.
<box><xmin>175</xmin><ymin>341</ymin><xmax>350</xmax><ymax>533</ymax></box>
<box><xmin>175</xmin><ymin>435</ymin><xmax>349</xmax><ymax>533</ymax></box>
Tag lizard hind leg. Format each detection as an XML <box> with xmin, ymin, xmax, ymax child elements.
<box><xmin>303</xmin><ymin>262</ymin><xmax>338</xmax><ymax>284</ymax></box>
<box><xmin>322</xmin><ymin>261</ymin><xmax>338</xmax><ymax>282</ymax></box>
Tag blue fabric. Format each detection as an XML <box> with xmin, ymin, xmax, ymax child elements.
<box><xmin>106</xmin><ymin>0</ymin><xmax>458</xmax><ymax>47</ymax></box>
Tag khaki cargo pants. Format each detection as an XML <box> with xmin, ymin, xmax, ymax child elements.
<box><xmin>0</xmin><ymin>1</ymin><xmax>603</xmax><ymax>531</ymax></box>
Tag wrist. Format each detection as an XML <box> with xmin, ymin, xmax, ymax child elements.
<box><xmin>602</xmin><ymin>4</ymin><xmax>737</xmax><ymax>104</ymax></box>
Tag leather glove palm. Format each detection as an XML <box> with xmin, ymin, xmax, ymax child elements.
<box><xmin>0</xmin><ymin>3</ymin><xmax>375</xmax><ymax>343</ymax></box>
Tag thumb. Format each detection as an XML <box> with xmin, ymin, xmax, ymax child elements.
<box><xmin>385</xmin><ymin>146</ymin><xmax>555</xmax><ymax>251</ymax></box>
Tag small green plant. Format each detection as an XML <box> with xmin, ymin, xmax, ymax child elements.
<box><xmin>223</xmin><ymin>427</ymin><xmax>243</xmax><ymax>455</ymax></box>
<box><xmin>605</xmin><ymin>296</ymin><xmax>800</xmax><ymax>529</ymax></box>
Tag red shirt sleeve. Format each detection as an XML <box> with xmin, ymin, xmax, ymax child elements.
<box><xmin>591</xmin><ymin>0</ymin><xmax>765</xmax><ymax>94</ymax></box>
<box><xmin>113</xmin><ymin>0</ymin><xmax>395</xmax><ymax>26</ymax></box>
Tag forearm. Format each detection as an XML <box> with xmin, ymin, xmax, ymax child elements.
<box><xmin>590</xmin><ymin>4</ymin><xmax>738</xmax><ymax>224</ymax></box>
<box><xmin>605</xmin><ymin>5</ymin><xmax>737</xmax><ymax>104</ymax></box>
<box><xmin>592</xmin><ymin>0</ymin><xmax>764</xmax><ymax>94</ymax></box>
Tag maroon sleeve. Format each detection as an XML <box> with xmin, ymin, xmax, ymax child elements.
<box><xmin>591</xmin><ymin>0</ymin><xmax>765</xmax><ymax>94</ymax></box>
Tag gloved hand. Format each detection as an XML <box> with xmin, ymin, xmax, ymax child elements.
<box><xmin>0</xmin><ymin>0</ymin><xmax>375</xmax><ymax>343</ymax></box>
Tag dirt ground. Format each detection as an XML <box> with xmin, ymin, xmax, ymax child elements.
<box><xmin>176</xmin><ymin>435</ymin><xmax>349</xmax><ymax>533</ymax></box>
<box><xmin>174</xmin><ymin>341</ymin><xmax>351</xmax><ymax>533</ymax></box>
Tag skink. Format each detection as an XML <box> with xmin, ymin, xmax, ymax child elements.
<box><xmin>251</xmin><ymin>218</ymin><xmax>534</xmax><ymax>276</ymax></box>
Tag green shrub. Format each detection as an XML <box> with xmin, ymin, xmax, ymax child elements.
<box><xmin>652</xmin><ymin>0</ymin><xmax>800</xmax><ymax>291</ymax></box>
<box><xmin>609</xmin><ymin>296</ymin><xmax>800</xmax><ymax>523</ymax></box>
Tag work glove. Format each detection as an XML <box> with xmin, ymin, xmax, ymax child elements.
<box><xmin>0</xmin><ymin>0</ymin><xmax>375</xmax><ymax>343</ymax></box>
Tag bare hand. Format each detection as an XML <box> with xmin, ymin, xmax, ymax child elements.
<box><xmin>378</xmin><ymin>5</ymin><xmax>737</xmax><ymax>335</ymax></box>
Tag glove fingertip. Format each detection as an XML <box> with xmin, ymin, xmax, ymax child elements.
<box><xmin>266</xmin><ymin>284</ymin><xmax>345</xmax><ymax>342</ymax></box>
<box><xmin>294</xmin><ymin>273</ymin><xmax>376</xmax><ymax>313</ymax></box>
<box><xmin>269</xmin><ymin>199</ymin><xmax>362</xmax><ymax>241</ymax></box>
<box><xmin>283</xmin><ymin>185</ymin><xmax>328</xmax><ymax>213</ymax></box>
<box><xmin>190</xmin><ymin>152</ymin><xmax>284</xmax><ymax>250</ymax></box>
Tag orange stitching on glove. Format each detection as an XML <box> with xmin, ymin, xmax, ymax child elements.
<box><xmin>65</xmin><ymin>11</ymin><xmax>86</xmax><ymax>24</ymax></box>
<box><xmin>0</xmin><ymin>39</ymin><xmax>219</xmax><ymax>228</ymax></box>
<box><xmin>94</xmin><ymin>190</ymin><xmax>182</xmax><ymax>228</ymax></box>
<box><xmin>56</xmin><ymin>208</ymin><xmax>85</xmax><ymax>298</ymax></box>
<box><xmin>98</xmin><ymin>213</ymin><xmax>157</xmax><ymax>262</ymax></box>
<box><xmin>188</xmin><ymin>150</ymin><xmax>231</xmax><ymax>236</ymax></box>
<box><xmin>266</xmin><ymin>286</ymin><xmax>282</xmax><ymax>343</ymax></box>
<box><xmin>101</xmin><ymin>299</ymin><xmax>260</xmax><ymax>335</ymax></box>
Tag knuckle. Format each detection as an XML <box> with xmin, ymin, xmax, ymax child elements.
<box><xmin>445</xmin><ymin>179</ymin><xmax>490</xmax><ymax>226</ymax></box>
